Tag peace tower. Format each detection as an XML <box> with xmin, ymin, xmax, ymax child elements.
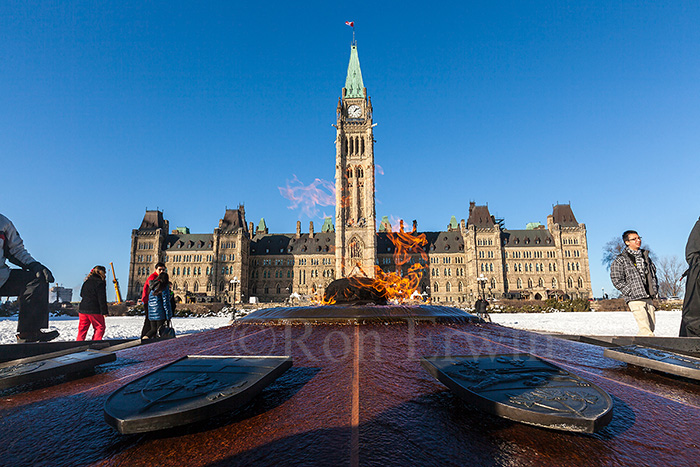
<box><xmin>334</xmin><ymin>44</ymin><xmax>378</xmax><ymax>278</ymax></box>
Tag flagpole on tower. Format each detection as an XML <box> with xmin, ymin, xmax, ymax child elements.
<box><xmin>345</xmin><ymin>21</ymin><xmax>355</xmax><ymax>45</ymax></box>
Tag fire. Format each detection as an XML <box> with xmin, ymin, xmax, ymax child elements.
<box><xmin>344</xmin><ymin>220</ymin><xmax>428</xmax><ymax>304</ymax></box>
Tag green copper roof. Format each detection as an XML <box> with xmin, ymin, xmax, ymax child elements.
<box><xmin>321</xmin><ymin>217</ymin><xmax>335</xmax><ymax>233</ymax></box>
<box><xmin>344</xmin><ymin>45</ymin><xmax>365</xmax><ymax>98</ymax></box>
<box><xmin>448</xmin><ymin>216</ymin><xmax>458</xmax><ymax>230</ymax></box>
<box><xmin>257</xmin><ymin>218</ymin><xmax>267</xmax><ymax>232</ymax></box>
<box><xmin>378</xmin><ymin>216</ymin><xmax>391</xmax><ymax>232</ymax></box>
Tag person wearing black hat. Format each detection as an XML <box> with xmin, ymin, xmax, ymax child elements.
<box><xmin>680</xmin><ymin>218</ymin><xmax>700</xmax><ymax>337</ymax></box>
<box><xmin>0</xmin><ymin>213</ymin><xmax>58</xmax><ymax>342</ymax></box>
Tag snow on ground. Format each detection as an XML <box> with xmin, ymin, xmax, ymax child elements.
<box><xmin>0</xmin><ymin>309</ymin><xmax>683</xmax><ymax>345</ymax></box>
<box><xmin>0</xmin><ymin>315</ymin><xmax>233</xmax><ymax>344</ymax></box>
<box><xmin>489</xmin><ymin>309</ymin><xmax>682</xmax><ymax>337</ymax></box>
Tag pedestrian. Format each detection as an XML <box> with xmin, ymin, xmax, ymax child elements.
<box><xmin>77</xmin><ymin>265</ymin><xmax>108</xmax><ymax>341</ymax></box>
<box><xmin>144</xmin><ymin>271</ymin><xmax>174</xmax><ymax>339</ymax></box>
<box><xmin>474</xmin><ymin>297</ymin><xmax>491</xmax><ymax>322</ymax></box>
<box><xmin>610</xmin><ymin>230</ymin><xmax>659</xmax><ymax>336</ymax></box>
<box><xmin>0</xmin><ymin>213</ymin><xmax>58</xmax><ymax>342</ymax></box>
<box><xmin>680</xmin><ymin>218</ymin><xmax>700</xmax><ymax>337</ymax></box>
<box><xmin>140</xmin><ymin>262</ymin><xmax>166</xmax><ymax>337</ymax></box>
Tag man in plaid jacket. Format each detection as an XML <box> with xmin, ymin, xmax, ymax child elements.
<box><xmin>610</xmin><ymin>230</ymin><xmax>659</xmax><ymax>336</ymax></box>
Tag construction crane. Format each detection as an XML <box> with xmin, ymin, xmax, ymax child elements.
<box><xmin>110</xmin><ymin>262</ymin><xmax>123</xmax><ymax>304</ymax></box>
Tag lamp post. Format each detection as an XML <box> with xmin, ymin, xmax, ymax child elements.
<box><xmin>230</xmin><ymin>277</ymin><xmax>240</xmax><ymax>319</ymax></box>
<box><xmin>477</xmin><ymin>274</ymin><xmax>487</xmax><ymax>300</ymax></box>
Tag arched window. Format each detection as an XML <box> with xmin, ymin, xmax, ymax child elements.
<box><xmin>434</xmin><ymin>282</ymin><xmax>439</xmax><ymax>293</ymax></box>
<box><xmin>458</xmin><ymin>282</ymin><xmax>463</xmax><ymax>292</ymax></box>
<box><xmin>527</xmin><ymin>278</ymin><xmax>533</xmax><ymax>288</ymax></box>
<box><xmin>446</xmin><ymin>282</ymin><xmax>451</xmax><ymax>292</ymax></box>
<box><xmin>491</xmin><ymin>278</ymin><xmax>496</xmax><ymax>289</ymax></box>
<box><xmin>183</xmin><ymin>282</ymin><xmax>188</xmax><ymax>292</ymax></box>
<box><xmin>538</xmin><ymin>278</ymin><xmax>543</xmax><ymax>287</ymax></box>
<box><xmin>567</xmin><ymin>277</ymin><xmax>573</xmax><ymax>288</ymax></box>
<box><xmin>193</xmin><ymin>282</ymin><xmax>199</xmax><ymax>292</ymax></box>
<box><xmin>578</xmin><ymin>277</ymin><xmax>583</xmax><ymax>288</ymax></box>
<box><xmin>350</xmin><ymin>238</ymin><xmax>362</xmax><ymax>259</ymax></box>
<box><xmin>206</xmin><ymin>282</ymin><xmax>212</xmax><ymax>292</ymax></box>
<box><xmin>517</xmin><ymin>278</ymin><xmax>522</xmax><ymax>289</ymax></box>
<box><xmin>552</xmin><ymin>278</ymin><xmax>557</xmax><ymax>288</ymax></box>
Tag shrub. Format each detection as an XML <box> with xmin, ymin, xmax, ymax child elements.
<box><xmin>486</xmin><ymin>298</ymin><xmax>590</xmax><ymax>313</ymax></box>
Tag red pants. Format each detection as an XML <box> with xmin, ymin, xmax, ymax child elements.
<box><xmin>77</xmin><ymin>313</ymin><xmax>106</xmax><ymax>341</ymax></box>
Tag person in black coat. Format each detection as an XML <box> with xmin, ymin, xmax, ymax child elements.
<box><xmin>77</xmin><ymin>265</ymin><xmax>108</xmax><ymax>341</ymax></box>
<box><xmin>680</xmin><ymin>218</ymin><xmax>700</xmax><ymax>337</ymax></box>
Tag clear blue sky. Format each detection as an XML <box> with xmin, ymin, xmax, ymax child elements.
<box><xmin>2</xmin><ymin>1</ymin><xmax>699</xmax><ymax>301</ymax></box>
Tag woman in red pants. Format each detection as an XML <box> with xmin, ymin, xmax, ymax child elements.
<box><xmin>77</xmin><ymin>265</ymin><xmax>108</xmax><ymax>340</ymax></box>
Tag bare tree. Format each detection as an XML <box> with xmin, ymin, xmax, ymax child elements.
<box><xmin>657</xmin><ymin>255</ymin><xmax>686</xmax><ymax>298</ymax></box>
<box><xmin>602</xmin><ymin>237</ymin><xmax>626</xmax><ymax>270</ymax></box>
<box><xmin>601</xmin><ymin>236</ymin><xmax>655</xmax><ymax>270</ymax></box>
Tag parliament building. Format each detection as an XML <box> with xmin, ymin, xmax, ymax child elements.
<box><xmin>127</xmin><ymin>44</ymin><xmax>592</xmax><ymax>305</ymax></box>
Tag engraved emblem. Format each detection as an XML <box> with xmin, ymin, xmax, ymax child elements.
<box><xmin>421</xmin><ymin>353</ymin><xmax>613</xmax><ymax>432</ymax></box>
<box><xmin>0</xmin><ymin>361</ymin><xmax>47</xmax><ymax>378</ymax></box>
<box><xmin>623</xmin><ymin>345</ymin><xmax>700</xmax><ymax>369</ymax></box>
<box><xmin>123</xmin><ymin>373</ymin><xmax>246</xmax><ymax>412</ymax></box>
<box><xmin>509</xmin><ymin>388</ymin><xmax>600</xmax><ymax>416</ymax></box>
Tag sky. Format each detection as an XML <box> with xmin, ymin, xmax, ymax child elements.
<box><xmin>2</xmin><ymin>1</ymin><xmax>699</xmax><ymax>301</ymax></box>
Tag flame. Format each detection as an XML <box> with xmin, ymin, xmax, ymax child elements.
<box><xmin>346</xmin><ymin>220</ymin><xmax>429</xmax><ymax>304</ymax></box>
<box><xmin>279</xmin><ymin>175</ymin><xmax>335</xmax><ymax>218</ymax></box>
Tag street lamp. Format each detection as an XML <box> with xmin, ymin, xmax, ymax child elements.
<box><xmin>477</xmin><ymin>274</ymin><xmax>487</xmax><ymax>300</ymax></box>
<box><xmin>230</xmin><ymin>277</ymin><xmax>240</xmax><ymax>318</ymax></box>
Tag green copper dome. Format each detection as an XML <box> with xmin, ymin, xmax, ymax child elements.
<box><xmin>344</xmin><ymin>45</ymin><xmax>365</xmax><ymax>98</ymax></box>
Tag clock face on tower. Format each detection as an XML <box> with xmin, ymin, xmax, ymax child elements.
<box><xmin>347</xmin><ymin>105</ymin><xmax>362</xmax><ymax>118</ymax></box>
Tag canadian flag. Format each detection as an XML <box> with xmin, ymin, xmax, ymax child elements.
<box><xmin>345</xmin><ymin>21</ymin><xmax>354</xmax><ymax>27</ymax></box>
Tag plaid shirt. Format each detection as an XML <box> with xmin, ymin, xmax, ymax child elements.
<box><xmin>610</xmin><ymin>247</ymin><xmax>658</xmax><ymax>302</ymax></box>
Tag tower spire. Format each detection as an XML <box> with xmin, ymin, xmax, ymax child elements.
<box><xmin>344</xmin><ymin>44</ymin><xmax>365</xmax><ymax>99</ymax></box>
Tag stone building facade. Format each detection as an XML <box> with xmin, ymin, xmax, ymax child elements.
<box><xmin>127</xmin><ymin>44</ymin><xmax>592</xmax><ymax>304</ymax></box>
